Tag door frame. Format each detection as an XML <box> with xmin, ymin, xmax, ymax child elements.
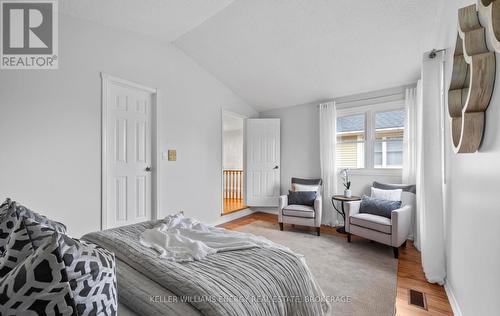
<box><xmin>100</xmin><ymin>73</ymin><xmax>160</xmax><ymax>229</ymax></box>
<box><xmin>221</xmin><ymin>109</ymin><xmax>248</xmax><ymax>215</ymax></box>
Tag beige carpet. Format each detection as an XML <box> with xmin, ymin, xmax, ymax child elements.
<box><xmin>237</xmin><ymin>221</ymin><xmax>397</xmax><ymax>316</ymax></box>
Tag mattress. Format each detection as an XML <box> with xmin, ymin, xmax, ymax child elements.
<box><xmin>115</xmin><ymin>259</ymin><xmax>200</xmax><ymax>315</ymax></box>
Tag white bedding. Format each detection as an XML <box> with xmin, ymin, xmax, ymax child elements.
<box><xmin>139</xmin><ymin>213</ymin><xmax>287</xmax><ymax>262</ymax></box>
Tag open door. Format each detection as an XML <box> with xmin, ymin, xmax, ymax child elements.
<box><xmin>246</xmin><ymin>119</ymin><xmax>280</xmax><ymax>207</ymax></box>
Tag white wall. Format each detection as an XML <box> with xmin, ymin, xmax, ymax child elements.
<box><xmin>0</xmin><ymin>15</ymin><xmax>257</xmax><ymax>237</ymax></box>
<box><xmin>259</xmin><ymin>103</ymin><xmax>321</xmax><ymax>193</ymax></box>
<box><xmin>437</xmin><ymin>1</ymin><xmax>500</xmax><ymax>315</ymax></box>
<box><xmin>259</xmin><ymin>102</ymin><xmax>402</xmax><ymax>199</ymax></box>
<box><xmin>223</xmin><ymin>129</ymin><xmax>243</xmax><ymax>170</ymax></box>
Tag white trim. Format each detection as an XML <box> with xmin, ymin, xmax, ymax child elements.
<box><xmin>153</xmin><ymin>89</ymin><xmax>161</xmax><ymax>221</ymax></box>
<box><xmin>336</xmin><ymin>100</ymin><xmax>405</xmax><ymax>171</ymax></box>
<box><xmin>347</xmin><ymin>168</ymin><xmax>402</xmax><ymax>177</ymax></box>
<box><xmin>100</xmin><ymin>72</ymin><xmax>160</xmax><ymax>230</ymax></box>
<box><xmin>336</xmin><ymin>100</ymin><xmax>404</xmax><ymax>117</ymax></box>
<box><xmin>335</xmin><ymin>84</ymin><xmax>413</xmax><ymax>108</ymax></box>
<box><xmin>212</xmin><ymin>208</ymin><xmax>256</xmax><ymax>226</ymax></box>
<box><xmin>444</xmin><ymin>282</ymin><xmax>463</xmax><ymax>316</ymax></box>
<box><xmin>101</xmin><ymin>73</ymin><xmax>157</xmax><ymax>93</ymax></box>
<box><xmin>252</xmin><ymin>207</ymin><xmax>278</xmax><ymax>215</ymax></box>
<box><xmin>221</xmin><ymin>109</ymin><xmax>248</xmax><ymax>215</ymax></box>
<box><xmin>223</xmin><ymin>109</ymin><xmax>248</xmax><ymax>120</ymax></box>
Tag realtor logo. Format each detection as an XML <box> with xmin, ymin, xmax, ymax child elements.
<box><xmin>1</xmin><ymin>0</ymin><xmax>58</xmax><ymax>69</ymax></box>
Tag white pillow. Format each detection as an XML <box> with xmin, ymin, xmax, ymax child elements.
<box><xmin>371</xmin><ymin>187</ymin><xmax>402</xmax><ymax>201</ymax></box>
<box><xmin>400</xmin><ymin>191</ymin><xmax>416</xmax><ymax>208</ymax></box>
<box><xmin>293</xmin><ymin>183</ymin><xmax>319</xmax><ymax>193</ymax></box>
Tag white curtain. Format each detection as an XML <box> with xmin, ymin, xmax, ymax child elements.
<box><xmin>403</xmin><ymin>84</ymin><xmax>419</xmax><ymax>247</ymax></box>
<box><xmin>416</xmin><ymin>51</ymin><xmax>446</xmax><ymax>285</ymax></box>
<box><xmin>319</xmin><ymin>101</ymin><xmax>338</xmax><ymax>226</ymax></box>
<box><xmin>403</xmin><ymin>86</ymin><xmax>418</xmax><ymax>185</ymax></box>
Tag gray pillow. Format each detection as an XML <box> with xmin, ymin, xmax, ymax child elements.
<box><xmin>359</xmin><ymin>195</ymin><xmax>402</xmax><ymax>219</ymax></box>
<box><xmin>373</xmin><ymin>181</ymin><xmax>416</xmax><ymax>194</ymax></box>
<box><xmin>288</xmin><ymin>190</ymin><xmax>317</xmax><ymax>206</ymax></box>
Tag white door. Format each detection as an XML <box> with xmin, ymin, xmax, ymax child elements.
<box><xmin>104</xmin><ymin>78</ymin><xmax>154</xmax><ymax>229</ymax></box>
<box><xmin>246</xmin><ymin>119</ymin><xmax>280</xmax><ymax>206</ymax></box>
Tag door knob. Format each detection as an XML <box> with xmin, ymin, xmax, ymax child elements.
<box><xmin>273</xmin><ymin>166</ymin><xmax>279</xmax><ymax>170</ymax></box>
<box><xmin>145</xmin><ymin>166</ymin><xmax>151</xmax><ymax>172</ymax></box>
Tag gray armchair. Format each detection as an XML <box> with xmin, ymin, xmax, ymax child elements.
<box><xmin>279</xmin><ymin>178</ymin><xmax>322</xmax><ymax>236</ymax></box>
<box><xmin>345</xmin><ymin>182</ymin><xmax>416</xmax><ymax>258</ymax></box>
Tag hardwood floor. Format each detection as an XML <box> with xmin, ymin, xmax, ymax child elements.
<box><xmin>220</xmin><ymin>212</ymin><xmax>453</xmax><ymax>316</ymax></box>
<box><xmin>222</xmin><ymin>198</ymin><xmax>247</xmax><ymax>215</ymax></box>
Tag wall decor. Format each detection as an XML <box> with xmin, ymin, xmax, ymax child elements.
<box><xmin>448</xmin><ymin>4</ymin><xmax>495</xmax><ymax>153</ymax></box>
<box><xmin>479</xmin><ymin>0</ymin><xmax>500</xmax><ymax>52</ymax></box>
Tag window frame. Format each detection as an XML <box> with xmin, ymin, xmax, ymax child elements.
<box><xmin>336</xmin><ymin>100</ymin><xmax>405</xmax><ymax>176</ymax></box>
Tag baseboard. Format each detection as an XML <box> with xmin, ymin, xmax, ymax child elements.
<box><xmin>212</xmin><ymin>208</ymin><xmax>256</xmax><ymax>226</ymax></box>
<box><xmin>444</xmin><ymin>281</ymin><xmax>463</xmax><ymax>316</ymax></box>
<box><xmin>252</xmin><ymin>207</ymin><xmax>278</xmax><ymax>215</ymax></box>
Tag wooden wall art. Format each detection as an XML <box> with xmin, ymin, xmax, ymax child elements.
<box><xmin>479</xmin><ymin>0</ymin><xmax>500</xmax><ymax>52</ymax></box>
<box><xmin>448</xmin><ymin>4</ymin><xmax>495</xmax><ymax>153</ymax></box>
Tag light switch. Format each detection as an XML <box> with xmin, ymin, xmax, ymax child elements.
<box><xmin>168</xmin><ymin>150</ymin><xmax>177</xmax><ymax>161</ymax></box>
<box><xmin>162</xmin><ymin>152</ymin><xmax>168</xmax><ymax>160</ymax></box>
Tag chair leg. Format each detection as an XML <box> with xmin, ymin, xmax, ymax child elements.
<box><xmin>402</xmin><ymin>240</ymin><xmax>407</xmax><ymax>248</ymax></box>
<box><xmin>279</xmin><ymin>223</ymin><xmax>283</xmax><ymax>231</ymax></box>
<box><xmin>347</xmin><ymin>233</ymin><xmax>351</xmax><ymax>243</ymax></box>
<box><xmin>316</xmin><ymin>227</ymin><xmax>320</xmax><ymax>236</ymax></box>
<box><xmin>393</xmin><ymin>247</ymin><xmax>399</xmax><ymax>259</ymax></box>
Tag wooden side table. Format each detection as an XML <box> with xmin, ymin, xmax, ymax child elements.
<box><xmin>331</xmin><ymin>195</ymin><xmax>361</xmax><ymax>234</ymax></box>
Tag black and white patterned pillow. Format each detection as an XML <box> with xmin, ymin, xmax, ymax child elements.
<box><xmin>0</xmin><ymin>198</ymin><xmax>14</xmax><ymax>252</ymax></box>
<box><xmin>0</xmin><ymin>217</ymin><xmax>117</xmax><ymax>315</ymax></box>
<box><xmin>0</xmin><ymin>200</ymin><xmax>66</xmax><ymax>254</ymax></box>
<box><xmin>0</xmin><ymin>198</ymin><xmax>11</xmax><ymax>214</ymax></box>
<box><xmin>0</xmin><ymin>218</ymin><xmax>35</xmax><ymax>277</ymax></box>
<box><xmin>0</xmin><ymin>232</ymin><xmax>78</xmax><ymax>315</ymax></box>
<box><xmin>0</xmin><ymin>216</ymin><xmax>62</xmax><ymax>277</ymax></box>
<box><xmin>58</xmin><ymin>235</ymin><xmax>117</xmax><ymax>315</ymax></box>
<box><xmin>12</xmin><ymin>200</ymin><xmax>67</xmax><ymax>233</ymax></box>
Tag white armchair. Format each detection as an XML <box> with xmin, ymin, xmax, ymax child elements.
<box><xmin>345</xmin><ymin>182</ymin><xmax>416</xmax><ymax>258</ymax></box>
<box><xmin>279</xmin><ymin>178</ymin><xmax>322</xmax><ymax>236</ymax></box>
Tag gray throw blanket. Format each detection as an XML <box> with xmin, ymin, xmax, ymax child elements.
<box><xmin>83</xmin><ymin>220</ymin><xmax>329</xmax><ymax>316</ymax></box>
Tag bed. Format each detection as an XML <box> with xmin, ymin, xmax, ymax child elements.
<box><xmin>83</xmin><ymin>218</ymin><xmax>330</xmax><ymax>316</ymax></box>
<box><xmin>116</xmin><ymin>258</ymin><xmax>199</xmax><ymax>315</ymax></box>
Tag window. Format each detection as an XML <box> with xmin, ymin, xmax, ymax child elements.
<box><xmin>336</xmin><ymin>114</ymin><xmax>365</xmax><ymax>169</ymax></box>
<box><xmin>336</xmin><ymin>105</ymin><xmax>406</xmax><ymax>170</ymax></box>
<box><xmin>374</xmin><ymin>110</ymin><xmax>405</xmax><ymax>168</ymax></box>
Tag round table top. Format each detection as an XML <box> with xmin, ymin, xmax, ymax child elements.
<box><xmin>332</xmin><ymin>195</ymin><xmax>361</xmax><ymax>201</ymax></box>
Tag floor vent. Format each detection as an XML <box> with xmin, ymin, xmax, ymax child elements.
<box><xmin>408</xmin><ymin>289</ymin><xmax>428</xmax><ymax>310</ymax></box>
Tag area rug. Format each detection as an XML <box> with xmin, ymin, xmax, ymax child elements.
<box><xmin>236</xmin><ymin>221</ymin><xmax>397</xmax><ymax>316</ymax></box>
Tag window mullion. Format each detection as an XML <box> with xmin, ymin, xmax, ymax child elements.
<box><xmin>366</xmin><ymin>110</ymin><xmax>374</xmax><ymax>168</ymax></box>
<box><xmin>382</xmin><ymin>139</ymin><xmax>387</xmax><ymax>168</ymax></box>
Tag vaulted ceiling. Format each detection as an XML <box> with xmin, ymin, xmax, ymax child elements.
<box><xmin>174</xmin><ymin>0</ymin><xmax>444</xmax><ymax>111</ymax></box>
<box><xmin>59</xmin><ymin>0</ymin><xmax>235</xmax><ymax>42</ymax></box>
<box><xmin>61</xmin><ymin>0</ymin><xmax>445</xmax><ymax>112</ymax></box>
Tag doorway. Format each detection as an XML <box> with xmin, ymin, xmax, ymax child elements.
<box><xmin>222</xmin><ymin>111</ymin><xmax>247</xmax><ymax>214</ymax></box>
<box><xmin>101</xmin><ymin>73</ymin><xmax>159</xmax><ymax>229</ymax></box>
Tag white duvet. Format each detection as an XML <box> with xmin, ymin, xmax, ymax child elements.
<box><xmin>139</xmin><ymin>213</ymin><xmax>287</xmax><ymax>262</ymax></box>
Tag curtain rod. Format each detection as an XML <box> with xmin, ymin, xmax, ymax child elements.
<box><xmin>429</xmin><ymin>48</ymin><xmax>446</xmax><ymax>59</ymax></box>
<box><xmin>335</xmin><ymin>91</ymin><xmax>405</xmax><ymax>105</ymax></box>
